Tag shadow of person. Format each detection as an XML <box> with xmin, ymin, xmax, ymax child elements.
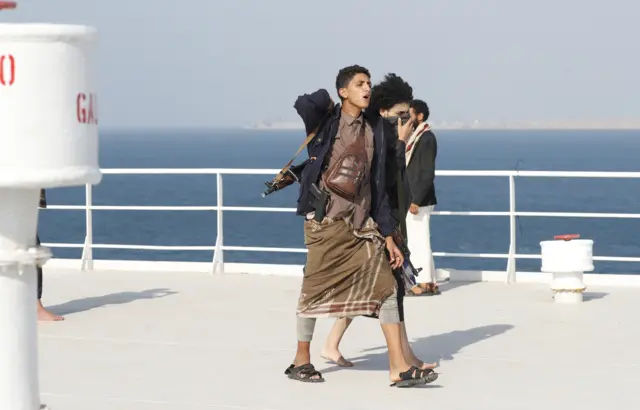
<box><xmin>47</xmin><ymin>288</ymin><xmax>177</xmax><ymax>316</ymax></box>
<box><xmin>320</xmin><ymin>324</ymin><xmax>514</xmax><ymax>374</ymax></box>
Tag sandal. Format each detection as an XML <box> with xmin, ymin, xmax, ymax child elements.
<box><xmin>390</xmin><ymin>366</ymin><xmax>438</xmax><ymax>388</ymax></box>
<box><xmin>285</xmin><ymin>363</ymin><xmax>325</xmax><ymax>383</ymax></box>
<box><xmin>418</xmin><ymin>283</ymin><xmax>441</xmax><ymax>295</ymax></box>
<box><xmin>407</xmin><ymin>285</ymin><xmax>430</xmax><ymax>296</ymax></box>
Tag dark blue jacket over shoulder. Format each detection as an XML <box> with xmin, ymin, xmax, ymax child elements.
<box><xmin>292</xmin><ymin>88</ymin><xmax>397</xmax><ymax>237</ymax></box>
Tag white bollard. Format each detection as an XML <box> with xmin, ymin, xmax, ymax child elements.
<box><xmin>540</xmin><ymin>235</ymin><xmax>594</xmax><ymax>304</ymax></box>
<box><xmin>0</xmin><ymin>23</ymin><xmax>101</xmax><ymax>410</ymax></box>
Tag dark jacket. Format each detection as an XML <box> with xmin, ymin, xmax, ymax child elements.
<box><xmin>383</xmin><ymin>124</ymin><xmax>412</xmax><ymax>237</ymax></box>
<box><xmin>39</xmin><ymin>189</ymin><xmax>47</xmax><ymax>209</ymax></box>
<box><xmin>387</xmin><ymin>136</ymin><xmax>411</xmax><ymax>238</ymax></box>
<box><xmin>406</xmin><ymin>129</ymin><xmax>437</xmax><ymax>207</ymax></box>
<box><xmin>293</xmin><ymin>88</ymin><xmax>397</xmax><ymax>237</ymax></box>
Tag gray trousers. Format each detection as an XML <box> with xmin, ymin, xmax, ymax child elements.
<box><xmin>296</xmin><ymin>288</ymin><xmax>400</xmax><ymax>342</ymax></box>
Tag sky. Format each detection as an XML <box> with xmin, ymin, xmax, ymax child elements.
<box><xmin>3</xmin><ymin>0</ymin><xmax>639</xmax><ymax>128</ymax></box>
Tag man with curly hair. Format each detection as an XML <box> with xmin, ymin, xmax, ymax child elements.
<box><xmin>285</xmin><ymin>65</ymin><xmax>437</xmax><ymax>387</ymax></box>
<box><xmin>321</xmin><ymin>73</ymin><xmax>438</xmax><ymax>372</ymax></box>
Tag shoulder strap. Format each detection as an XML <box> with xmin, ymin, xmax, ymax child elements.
<box><xmin>358</xmin><ymin>119</ymin><xmax>366</xmax><ymax>144</ymax></box>
<box><xmin>272</xmin><ymin>101</ymin><xmax>334</xmax><ymax>184</ymax></box>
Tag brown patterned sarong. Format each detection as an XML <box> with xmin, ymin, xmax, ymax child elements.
<box><xmin>296</xmin><ymin>214</ymin><xmax>397</xmax><ymax>318</ymax></box>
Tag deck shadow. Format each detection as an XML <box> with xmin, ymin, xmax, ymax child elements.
<box><xmin>435</xmin><ymin>280</ymin><xmax>478</xmax><ymax>292</ymax></box>
<box><xmin>46</xmin><ymin>288</ymin><xmax>177</xmax><ymax>315</ymax></box>
<box><xmin>582</xmin><ymin>292</ymin><xmax>608</xmax><ymax>302</ymax></box>
<box><xmin>320</xmin><ymin>324</ymin><xmax>514</xmax><ymax>374</ymax></box>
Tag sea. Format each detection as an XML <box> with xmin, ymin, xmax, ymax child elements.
<box><xmin>38</xmin><ymin>128</ymin><xmax>640</xmax><ymax>274</ymax></box>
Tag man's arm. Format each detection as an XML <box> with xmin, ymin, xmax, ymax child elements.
<box><xmin>376</xmin><ymin>188</ymin><xmax>396</xmax><ymax>237</ymax></box>
<box><xmin>408</xmin><ymin>132</ymin><xmax>437</xmax><ymax>205</ymax></box>
<box><xmin>395</xmin><ymin>140</ymin><xmax>407</xmax><ymax>165</ymax></box>
<box><xmin>293</xmin><ymin>88</ymin><xmax>333</xmax><ymax>135</ymax></box>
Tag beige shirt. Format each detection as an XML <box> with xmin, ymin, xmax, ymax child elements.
<box><xmin>319</xmin><ymin>111</ymin><xmax>374</xmax><ymax>229</ymax></box>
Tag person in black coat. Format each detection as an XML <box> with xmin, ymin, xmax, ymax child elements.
<box><xmin>37</xmin><ymin>189</ymin><xmax>64</xmax><ymax>321</ymax></box>
<box><xmin>405</xmin><ymin>99</ymin><xmax>439</xmax><ymax>288</ymax></box>
<box><xmin>321</xmin><ymin>75</ymin><xmax>437</xmax><ymax>373</ymax></box>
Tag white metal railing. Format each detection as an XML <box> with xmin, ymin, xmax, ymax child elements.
<box><xmin>40</xmin><ymin>168</ymin><xmax>640</xmax><ymax>282</ymax></box>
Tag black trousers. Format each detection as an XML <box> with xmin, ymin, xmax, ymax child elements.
<box><xmin>393</xmin><ymin>267</ymin><xmax>406</xmax><ymax>322</ymax></box>
<box><xmin>36</xmin><ymin>234</ymin><xmax>42</xmax><ymax>300</ymax></box>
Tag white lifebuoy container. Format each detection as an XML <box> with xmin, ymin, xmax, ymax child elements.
<box><xmin>0</xmin><ymin>22</ymin><xmax>101</xmax><ymax>410</ymax></box>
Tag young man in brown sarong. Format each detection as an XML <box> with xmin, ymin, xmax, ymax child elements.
<box><xmin>284</xmin><ymin>65</ymin><xmax>437</xmax><ymax>387</ymax></box>
<box><xmin>321</xmin><ymin>73</ymin><xmax>437</xmax><ymax>371</ymax></box>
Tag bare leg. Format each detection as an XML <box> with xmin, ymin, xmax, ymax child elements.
<box><xmin>321</xmin><ymin>317</ymin><xmax>354</xmax><ymax>367</ymax></box>
<box><xmin>286</xmin><ymin>317</ymin><xmax>323</xmax><ymax>382</ymax></box>
<box><xmin>37</xmin><ymin>300</ymin><xmax>64</xmax><ymax>322</ymax></box>
<box><xmin>381</xmin><ymin>322</ymin><xmax>427</xmax><ymax>384</ymax></box>
<box><xmin>400</xmin><ymin>322</ymin><xmax>436</xmax><ymax>370</ymax></box>
<box><xmin>36</xmin><ymin>261</ymin><xmax>63</xmax><ymax>322</ymax></box>
<box><xmin>293</xmin><ymin>341</ymin><xmax>312</xmax><ymax>367</ymax></box>
<box><xmin>379</xmin><ymin>291</ymin><xmax>437</xmax><ymax>386</ymax></box>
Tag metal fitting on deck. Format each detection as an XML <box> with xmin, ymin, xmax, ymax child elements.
<box><xmin>540</xmin><ymin>234</ymin><xmax>594</xmax><ymax>304</ymax></box>
<box><xmin>0</xmin><ymin>246</ymin><xmax>51</xmax><ymax>270</ymax></box>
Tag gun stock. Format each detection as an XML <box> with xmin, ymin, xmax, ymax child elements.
<box><xmin>261</xmin><ymin>160</ymin><xmax>308</xmax><ymax>197</ymax></box>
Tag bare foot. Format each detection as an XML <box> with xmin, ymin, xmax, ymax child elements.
<box><xmin>407</xmin><ymin>351</ymin><xmax>437</xmax><ymax>370</ymax></box>
<box><xmin>320</xmin><ymin>349</ymin><xmax>354</xmax><ymax>367</ymax></box>
<box><xmin>37</xmin><ymin>302</ymin><xmax>64</xmax><ymax>322</ymax></box>
<box><xmin>414</xmin><ymin>360</ymin><xmax>438</xmax><ymax>370</ymax></box>
<box><xmin>418</xmin><ymin>282</ymin><xmax>440</xmax><ymax>294</ymax></box>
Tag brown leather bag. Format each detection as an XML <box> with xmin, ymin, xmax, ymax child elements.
<box><xmin>324</xmin><ymin>125</ymin><xmax>367</xmax><ymax>201</ymax></box>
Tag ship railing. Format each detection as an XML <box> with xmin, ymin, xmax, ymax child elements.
<box><xmin>40</xmin><ymin>168</ymin><xmax>640</xmax><ymax>282</ymax></box>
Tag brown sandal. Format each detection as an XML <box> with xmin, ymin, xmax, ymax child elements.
<box><xmin>419</xmin><ymin>282</ymin><xmax>441</xmax><ymax>295</ymax></box>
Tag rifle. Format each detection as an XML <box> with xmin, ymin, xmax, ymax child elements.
<box><xmin>261</xmin><ymin>100</ymin><xmax>334</xmax><ymax>198</ymax></box>
<box><xmin>392</xmin><ymin>231</ymin><xmax>422</xmax><ymax>278</ymax></box>
<box><xmin>261</xmin><ymin>160</ymin><xmax>307</xmax><ymax>197</ymax></box>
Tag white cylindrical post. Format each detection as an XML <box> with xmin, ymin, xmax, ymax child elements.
<box><xmin>0</xmin><ymin>23</ymin><xmax>102</xmax><ymax>410</ymax></box>
<box><xmin>0</xmin><ymin>189</ymin><xmax>44</xmax><ymax>410</ymax></box>
<box><xmin>540</xmin><ymin>237</ymin><xmax>594</xmax><ymax>304</ymax></box>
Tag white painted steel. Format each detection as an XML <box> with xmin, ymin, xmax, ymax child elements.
<box><xmin>541</xmin><ymin>238</ymin><xmax>594</xmax><ymax>304</ymax></box>
<box><xmin>0</xmin><ymin>22</ymin><xmax>101</xmax><ymax>410</ymax></box>
<box><xmin>34</xmin><ymin>168</ymin><xmax>640</xmax><ymax>275</ymax></box>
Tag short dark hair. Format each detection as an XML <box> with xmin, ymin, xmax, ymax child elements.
<box><xmin>410</xmin><ymin>99</ymin><xmax>430</xmax><ymax>121</ymax></box>
<box><xmin>335</xmin><ymin>65</ymin><xmax>370</xmax><ymax>99</ymax></box>
<box><xmin>368</xmin><ymin>73</ymin><xmax>413</xmax><ymax>117</ymax></box>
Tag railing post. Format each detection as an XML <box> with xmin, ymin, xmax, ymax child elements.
<box><xmin>211</xmin><ymin>173</ymin><xmax>224</xmax><ymax>274</ymax></box>
<box><xmin>80</xmin><ymin>183</ymin><xmax>94</xmax><ymax>271</ymax></box>
<box><xmin>505</xmin><ymin>175</ymin><xmax>516</xmax><ymax>283</ymax></box>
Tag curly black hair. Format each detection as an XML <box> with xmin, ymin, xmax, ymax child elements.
<box><xmin>368</xmin><ymin>73</ymin><xmax>413</xmax><ymax>117</ymax></box>
<box><xmin>335</xmin><ymin>65</ymin><xmax>371</xmax><ymax>100</ymax></box>
<box><xmin>410</xmin><ymin>99</ymin><xmax>430</xmax><ymax>121</ymax></box>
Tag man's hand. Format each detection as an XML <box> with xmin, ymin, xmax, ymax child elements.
<box><xmin>409</xmin><ymin>203</ymin><xmax>419</xmax><ymax>215</ymax></box>
<box><xmin>385</xmin><ymin>236</ymin><xmax>404</xmax><ymax>269</ymax></box>
<box><xmin>397</xmin><ymin>117</ymin><xmax>414</xmax><ymax>142</ymax></box>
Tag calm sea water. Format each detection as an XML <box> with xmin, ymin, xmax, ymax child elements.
<box><xmin>38</xmin><ymin>128</ymin><xmax>640</xmax><ymax>274</ymax></box>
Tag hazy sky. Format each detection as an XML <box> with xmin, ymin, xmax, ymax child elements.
<box><xmin>4</xmin><ymin>1</ymin><xmax>639</xmax><ymax>128</ymax></box>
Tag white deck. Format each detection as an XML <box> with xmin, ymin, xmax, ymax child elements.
<box><xmin>38</xmin><ymin>267</ymin><xmax>640</xmax><ymax>410</ymax></box>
